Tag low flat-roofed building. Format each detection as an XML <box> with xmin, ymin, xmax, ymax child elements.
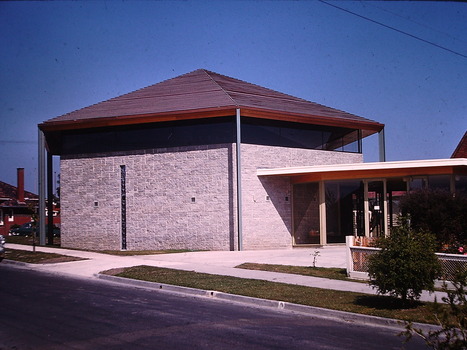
<box><xmin>259</xmin><ymin>158</ymin><xmax>467</xmax><ymax>245</ymax></box>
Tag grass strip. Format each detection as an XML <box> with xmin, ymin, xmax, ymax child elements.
<box><xmin>6</xmin><ymin>236</ymin><xmax>194</xmax><ymax>256</ymax></box>
<box><xmin>105</xmin><ymin>265</ymin><xmax>443</xmax><ymax>325</ymax></box>
<box><xmin>98</xmin><ymin>249</ymin><xmax>194</xmax><ymax>256</ymax></box>
<box><xmin>6</xmin><ymin>236</ymin><xmax>61</xmax><ymax>247</ymax></box>
<box><xmin>236</xmin><ymin>263</ymin><xmax>364</xmax><ymax>282</ymax></box>
<box><xmin>4</xmin><ymin>248</ymin><xmax>85</xmax><ymax>264</ymax></box>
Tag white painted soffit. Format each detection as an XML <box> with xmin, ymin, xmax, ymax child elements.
<box><xmin>257</xmin><ymin>158</ymin><xmax>467</xmax><ymax>176</ymax></box>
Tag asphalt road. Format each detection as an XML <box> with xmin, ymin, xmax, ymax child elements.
<box><xmin>0</xmin><ymin>264</ymin><xmax>427</xmax><ymax>350</ymax></box>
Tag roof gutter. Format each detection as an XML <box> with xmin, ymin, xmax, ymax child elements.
<box><xmin>39</xmin><ymin>106</ymin><xmax>384</xmax><ymax>134</ymax></box>
<box><xmin>38</xmin><ymin>107</ymin><xmax>238</xmax><ymax>132</ymax></box>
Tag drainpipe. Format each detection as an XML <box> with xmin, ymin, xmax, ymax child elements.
<box><xmin>236</xmin><ymin>108</ymin><xmax>243</xmax><ymax>251</ymax></box>
<box><xmin>378</xmin><ymin>128</ymin><xmax>386</xmax><ymax>162</ymax></box>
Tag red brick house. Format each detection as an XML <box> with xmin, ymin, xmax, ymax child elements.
<box><xmin>0</xmin><ymin>168</ymin><xmax>60</xmax><ymax>236</ymax></box>
<box><xmin>0</xmin><ymin>168</ymin><xmax>39</xmax><ymax>236</ymax></box>
<box><xmin>452</xmin><ymin>131</ymin><xmax>467</xmax><ymax>158</ymax></box>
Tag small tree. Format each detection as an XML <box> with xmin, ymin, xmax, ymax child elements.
<box><xmin>368</xmin><ymin>224</ymin><xmax>441</xmax><ymax>302</ymax></box>
<box><xmin>401</xmin><ymin>269</ymin><xmax>467</xmax><ymax>349</ymax></box>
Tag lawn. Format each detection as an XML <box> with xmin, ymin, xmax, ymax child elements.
<box><xmin>5</xmin><ymin>235</ymin><xmax>61</xmax><ymax>247</ymax></box>
<box><xmin>5</xmin><ymin>236</ymin><xmax>194</xmax><ymax>256</ymax></box>
<box><xmin>236</xmin><ymin>262</ymin><xmax>364</xmax><ymax>282</ymax></box>
<box><xmin>104</xmin><ymin>265</ymin><xmax>444</xmax><ymax>325</ymax></box>
<box><xmin>4</xmin><ymin>248</ymin><xmax>85</xmax><ymax>264</ymax></box>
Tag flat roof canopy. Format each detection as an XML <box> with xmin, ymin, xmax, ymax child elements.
<box><xmin>257</xmin><ymin>158</ymin><xmax>467</xmax><ymax>183</ymax></box>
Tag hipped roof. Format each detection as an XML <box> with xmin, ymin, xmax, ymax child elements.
<box><xmin>39</xmin><ymin>69</ymin><xmax>383</xmax><ymax>134</ymax></box>
<box><xmin>0</xmin><ymin>181</ymin><xmax>38</xmax><ymax>202</ymax></box>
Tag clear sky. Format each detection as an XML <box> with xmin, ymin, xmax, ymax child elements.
<box><xmin>1</xmin><ymin>1</ymin><xmax>466</xmax><ymax>192</ymax></box>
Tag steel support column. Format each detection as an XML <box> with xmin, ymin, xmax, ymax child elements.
<box><xmin>47</xmin><ymin>152</ymin><xmax>54</xmax><ymax>245</ymax></box>
<box><xmin>38</xmin><ymin>129</ymin><xmax>46</xmax><ymax>246</ymax></box>
<box><xmin>378</xmin><ymin>128</ymin><xmax>386</xmax><ymax>162</ymax></box>
<box><xmin>236</xmin><ymin>108</ymin><xmax>243</xmax><ymax>251</ymax></box>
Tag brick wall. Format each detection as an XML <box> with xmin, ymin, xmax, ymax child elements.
<box><xmin>61</xmin><ymin>144</ymin><xmax>235</xmax><ymax>251</ymax></box>
<box><xmin>240</xmin><ymin>144</ymin><xmax>362</xmax><ymax>250</ymax></box>
<box><xmin>60</xmin><ymin>143</ymin><xmax>362</xmax><ymax>251</ymax></box>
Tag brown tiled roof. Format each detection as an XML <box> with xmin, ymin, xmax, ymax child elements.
<box><xmin>39</xmin><ymin>69</ymin><xmax>383</xmax><ymax>133</ymax></box>
<box><xmin>452</xmin><ymin>131</ymin><xmax>467</xmax><ymax>158</ymax></box>
<box><xmin>0</xmin><ymin>181</ymin><xmax>38</xmax><ymax>202</ymax></box>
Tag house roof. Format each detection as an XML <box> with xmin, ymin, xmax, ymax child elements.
<box><xmin>0</xmin><ymin>181</ymin><xmax>38</xmax><ymax>203</ymax></box>
<box><xmin>39</xmin><ymin>69</ymin><xmax>383</xmax><ymax>134</ymax></box>
<box><xmin>257</xmin><ymin>158</ymin><xmax>467</xmax><ymax>183</ymax></box>
<box><xmin>452</xmin><ymin>131</ymin><xmax>467</xmax><ymax>158</ymax></box>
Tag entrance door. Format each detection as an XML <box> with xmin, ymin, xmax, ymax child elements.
<box><xmin>325</xmin><ymin>180</ymin><xmax>364</xmax><ymax>243</ymax></box>
<box><xmin>292</xmin><ymin>182</ymin><xmax>320</xmax><ymax>245</ymax></box>
<box><xmin>365</xmin><ymin>180</ymin><xmax>386</xmax><ymax>237</ymax></box>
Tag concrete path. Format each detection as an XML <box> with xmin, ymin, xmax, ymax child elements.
<box><xmin>5</xmin><ymin>243</ymin><xmax>445</xmax><ymax>303</ymax></box>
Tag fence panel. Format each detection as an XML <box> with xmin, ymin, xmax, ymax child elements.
<box><xmin>346</xmin><ymin>236</ymin><xmax>467</xmax><ymax>282</ymax></box>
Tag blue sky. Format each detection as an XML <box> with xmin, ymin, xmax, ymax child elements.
<box><xmin>1</xmin><ymin>1</ymin><xmax>466</xmax><ymax>192</ymax></box>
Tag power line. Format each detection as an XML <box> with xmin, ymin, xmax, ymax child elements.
<box><xmin>318</xmin><ymin>0</ymin><xmax>467</xmax><ymax>59</ymax></box>
<box><xmin>368</xmin><ymin>1</ymin><xmax>467</xmax><ymax>45</ymax></box>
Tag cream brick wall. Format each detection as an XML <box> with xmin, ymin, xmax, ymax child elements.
<box><xmin>240</xmin><ymin>144</ymin><xmax>362</xmax><ymax>250</ymax></box>
<box><xmin>60</xmin><ymin>143</ymin><xmax>362</xmax><ymax>251</ymax></box>
<box><xmin>61</xmin><ymin>145</ymin><xmax>235</xmax><ymax>251</ymax></box>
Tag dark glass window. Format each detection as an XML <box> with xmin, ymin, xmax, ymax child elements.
<box><xmin>428</xmin><ymin>175</ymin><xmax>451</xmax><ymax>192</ymax></box>
<box><xmin>57</xmin><ymin>116</ymin><xmax>362</xmax><ymax>155</ymax></box>
<box><xmin>325</xmin><ymin>180</ymin><xmax>364</xmax><ymax>242</ymax></box>
<box><xmin>455</xmin><ymin>175</ymin><xmax>467</xmax><ymax>195</ymax></box>
<box><xmin>241</xmin><ymin>117</ymin><xmax>361</xmax><ymax>152</ymax></box>
<box><xmin>60</xmin><ymin>117</ymin><xmax>236</xmax><ymax>155</ymax></box>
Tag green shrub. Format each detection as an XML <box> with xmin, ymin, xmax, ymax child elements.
<box><xmin>368</xmin><ymin>225</ymin><xmax>441</xmax><ymax>301</ymax></box>
<box><xmin>399</xmin><ymin>189</ymin><xmax>467</xmax><ymax>250</ymax></box>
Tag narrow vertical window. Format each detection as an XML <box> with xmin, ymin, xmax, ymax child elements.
<box><xmin>120</xmin><ymin>165</ymin><xmax>127</xmax><ymax>250</ymax></box>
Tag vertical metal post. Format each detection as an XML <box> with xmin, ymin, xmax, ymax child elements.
<box><xmin>363</xmin><ymin>181</ymin><xmax>370</xmax><ymax>237</ymax></box>
<box><xmin>378</xmin><ymin>128</ymin><xmax>386</xmax><ymax>162</ymax></box>
<box><xmin>358</xmin><ymin>129</ymin><xmax>362</xmax><ymax>154</ymax></box>
<box><xmin>319</xmin><ymin>181</ymin><xmax>326</xmax><ymax>245</ymax></box>
<box><xmin>236</xmin><ymin>108</ymin><xmax>243</xmax><ymax>251</ymax></box>
<box><xmin>38</xmin><ymin>129</ymin><xmax>46</xmax><ymax>246</ymax></box>
<box><xmin>47</xmin><ymin>152</ymin><xmax>54</xmax><ymax>245</ymax></box>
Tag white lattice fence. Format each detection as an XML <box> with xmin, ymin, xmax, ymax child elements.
<box><xmin>346</xmin><ymin>236</ymin><xmax>467</xmax><ymax>281</ymax></box>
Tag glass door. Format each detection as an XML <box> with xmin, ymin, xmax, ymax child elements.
<box><xmin>292</xmin><ymin>182</ymin><xmax>320</xmax><ymax>245</ymax></box>
<box><xmin>365</xmin><ymin>180</ymin><xmax>387</xmax><ymax>238</ymax></box>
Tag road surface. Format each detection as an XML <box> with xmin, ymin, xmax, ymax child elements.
<box><xmin>0</xmin><ymin>264</ymin><xmax>426</xmax><ymax>349</ymax></box>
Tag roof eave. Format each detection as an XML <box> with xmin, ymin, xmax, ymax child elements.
<box><xmin>39</xmin><ymin>105</ymin><xmax>384</xmax><ymax>134</ymax></box>
<box><xmin>257</xmin><ymin>158</ymin><xmax>467</xmax><ymax>183</ymax></box>
<box><xmin>240</xmin><ymin>107</ymin><xmax>384</xmax><ymax>133</ymax></box>
<box><xmin>39</xmin><ymin>106</ymin><xmax>239</xmax><ymax>132</ymax></box>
